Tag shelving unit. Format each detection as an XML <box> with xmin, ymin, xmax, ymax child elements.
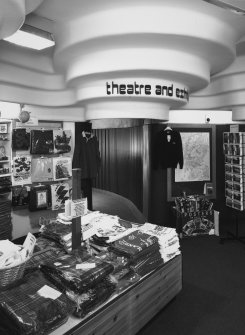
<box><xmin>0</xmin><ymin>120</ymin><xmax>13</xmax><ymax>199</ymax></box>
<box><xmin>222</xmin><ymin>131</ymin><xmax>245</xmax><ymax>244</ymax></box>
<box><xmin>224</xmin><ymin>132</ymin><xmax>245</xmax><ymax>211</ymax></box>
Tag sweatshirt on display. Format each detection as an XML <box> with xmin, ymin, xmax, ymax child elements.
<box><xmin>152</xmin><ymin>128</ymin><xmax>184</xmax><ymax>170</ymax></box>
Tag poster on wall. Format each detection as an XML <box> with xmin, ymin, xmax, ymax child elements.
<box><xmin>53</xmin><ymin>156</ymin><xmax>72</xmax><ymax>181</ymax></box>
<box><xmin>53</xmin><ymin>129</ymin><xmax>72</xmax><ymax>154</ymax></box>
<box><xmin>13</xmin><ymin>155</ymin><xmax>32</xmax><ymax>185</ymax></box>
<box><xmin>31</xmin><ymin>157</ymin><xmax>53</xmax><ymax>182</ymax></box>
<box><xmin>175</xmin><ymin>132</ymin><xmax>210</xmax><ymax>182</ymax></box>
<box><xmin>51</xmin><ymin>183</ymin><xmax>70</xmax><ymax>210</ymax></box>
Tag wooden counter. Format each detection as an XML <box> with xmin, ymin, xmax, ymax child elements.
<box><xmin>51</xmin><ymin>254</ymin><xmax>182</xmax><ymax>335</ymax></box>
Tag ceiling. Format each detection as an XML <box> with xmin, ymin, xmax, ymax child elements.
<box><xmin>0</xmin><ymin>0</ymin><xmax>245</xmax><ymax>121</ymax></box>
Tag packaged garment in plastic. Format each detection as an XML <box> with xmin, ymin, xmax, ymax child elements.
<box><xmin>39</xmin><ymin>219</ymin><xmax>75</xmax><ymax>253</ymax></box>
<box><xmin>30</xmin><ymin>129</ymin><xmax>54</xmax><ymax>154</ymax></box>
<box><xmin>12</xmin><ymin>185</ymin><xmax>29</xmax><ymax>207</ymax></box>
<box><xmin>0</xmin><ymin>270</ymin><xmax>75</xmax><ymax>335</ymax></box>
<box><xmin>12</xmin><ymin>128</ymin><xmax>30</xmax><ymax>151</ymax></box>
<box><xmin>12</xmin><ymin>155</ymin><xmax>32</xmax><ymax>185</ymax></box>
<box><xmin>31</xmin><ymin>157</ymin><xmax>53</xmax><ymax>182</ymax></box>
<box><xmin>53</xmin><ymin>129</ymin><xmax>72</xmax><ymax>154</ymax></box>
<box><xmin>40</xmin><ymin>253</ymin><xmax>114</xmax><ymax>294</ymax></box>
<box><xmin>67</xmin><ymin>277</ymin><xmax>116</xmax><ymax>318</ymax></box>
<box><xmin>53</xmin><ymin>156</ymin><xmax>72</xmax><ymax>181</ymax></box>
<box><xmin>51</xmin><ymin>183</ymin><xmax>70</xmax><ymax>210</ymax></box>
<box><xmin>109</xmin><ymin>230</ymin><xmax>159</xmax><ymax>260</ymax></box>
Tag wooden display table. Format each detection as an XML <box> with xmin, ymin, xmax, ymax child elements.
<box><xmin>51</xmin><ymin>254</ymin><xmax>182</xmax><ymax>335</ymax></box>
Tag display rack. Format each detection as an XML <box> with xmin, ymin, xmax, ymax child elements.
<box><xmin>222</xmin><ymin>131</ymin><xmax>245</xmax><ymax>244</ymax></box>
<box><xmin>0</xmin><ymin>120</ymin><xmax>12</xmax><ymax>199</ymax></box>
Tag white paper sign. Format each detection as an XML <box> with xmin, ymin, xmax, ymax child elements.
<box><xmin>76</xmin><ymin>262</ymin><xmax>96</xmax><ymax>270</ymax></box>
<box><xmin>38</xmin><ymin>285</ymin><xmax>62</xmax><ymax>300</ymax></box>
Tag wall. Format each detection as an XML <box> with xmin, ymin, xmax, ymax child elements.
<box><xmin>94</xmin><ymin>126</ymin><xmax>143</xmax><ymax>212</ymax></box>
<box><xmin>148</xmin><ymin>123</ymin><xmax>233</xmax><ymax>234</ymax></box>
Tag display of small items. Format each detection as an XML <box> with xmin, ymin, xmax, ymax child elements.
<box><xmin>223</xmin><ymin>132</ymin><xmax>245</xmax><ymax>211</ymax></box>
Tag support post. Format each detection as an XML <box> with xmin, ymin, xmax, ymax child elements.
<box><xmin>72</xmin><ymin>168</ymin><xmax>82</xmax><ymax>250</ymax></box>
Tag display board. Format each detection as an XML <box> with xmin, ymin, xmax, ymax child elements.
<box><xmin>167</xmin><ymin>124</ymin><xmax>216</xmax><ymax>201</ymax></box>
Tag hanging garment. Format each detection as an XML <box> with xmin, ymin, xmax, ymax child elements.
<box><xmin>31</xmin><ymin>157</ymin><xmax>53</xmax><ymax>182</ymax></box>
<box><xmin>12</xmin><ymin>155</ymin><xmax>32</xmax><ymax>185</ymax></box>
<box><xmin>12</xmin><ymin>128</ymin><xmax>30</xmax><ymax>151</ymax></box>
<box><xmin>53</xmin><ymin>129</ymin><xmax>72</xmax><ymax>154</ymax></box>
<box><xmin>30</xmin><ymin>129</ymin><xmax>54</xmax><ymax>154</ymax></box>
<box><xmin>72</xmin><ymin>132</ymin><xmax>101</xmax><ymax>179</ymax></box>
<box><xmin>152</xmin><ymin>128</ymin><xmax>184</xmax><ymax>169</ymax></box>
<box><xmin>51</xmin><ymin>183</ymin><xmax>70</xmax><ymax>210</ymax></box>
<box><xmin>53</xmin><ymin>156</ymin><xmax>72</xmax><ymax>181</ymax></box>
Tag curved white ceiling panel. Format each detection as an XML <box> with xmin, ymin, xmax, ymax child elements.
<box><xmin>0</xmin><ymin>0</ymin><xmax>25</xmax><ymax>39</ymax></box>
<box><xmin>0</xmin><ymin>0</ymin><xmax>245</xmax><ymax>120</ymax></box>
<box><xmin>185</xmin><ymin>36</ymin><xmax>245</xmax><ymax>119</ymax></box>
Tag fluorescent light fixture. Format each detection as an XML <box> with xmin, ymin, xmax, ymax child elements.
<box><xmin>4</xmin><ymin>24</ymin><xmax>55</xmax><ymax>50</ymax></box>
<box><xmin>202</xmin><ymin>0</ymin><xmax>245</xmax><ymax>15</ymax></box>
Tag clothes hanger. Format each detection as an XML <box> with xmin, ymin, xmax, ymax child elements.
<box><xmin>82</xmin><ymin>130</ymin><xmax>94</xmax><ymax>141</ymax></box>
<box><xmin>164</xmin><ymin>124</ymin><xmax>172</xmax><ymax>131</ymax></box>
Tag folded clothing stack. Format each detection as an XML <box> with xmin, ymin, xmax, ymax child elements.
<box><xmin>109</xmin><ymin>230</ymin><xmax>163</xmax><ymax>276</ymax></box>
<box><xmin>87</xmin><ymin>215</ymin><xmax>136</xmax><ymax>253</ymax></box>
<box><xmin>39</xmin><ymin>219</ymin><xmax>79</xmax><ymax>253</ymax></box>
<box><xmin>139</xmin><ymin>223</ymin><xmax>181</xmax><ymax>263</ymax></box>
<box><xmin>0</xmin><ymin>270</ymin><xmax>75</xmax><ymax>335</ymax></box>
<box><xmin>40</xmin><ymin>252</ymin><xmax>116</xmax><ymax>318</ymax></box>
<box><xmin>0</xmin><ymin>199</ymin><xmax>12</xmax><ymax>240</ymax></box>
<box><xmin>67</xmin><ymin>278</ymin><xmax>116</xmax><ymax>318</ymax></box>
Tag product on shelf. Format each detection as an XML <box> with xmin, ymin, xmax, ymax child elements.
<box><xmin>223</xmin><ymin>131</ymin><xmax>245</xmax><ymax>211</ymax></box>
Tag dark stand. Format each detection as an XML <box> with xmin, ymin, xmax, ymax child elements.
<box><xmin>73</xmin><ymin>121</ymin><xmax>93</xmax><ymax>211</ymax></box>
<box><xmin>220</xmin><ymin>209</ymin><xmax>245</xmax><ymax>244</ymax></box>
<box><xmin>72</xmin><ymin>168</ymin><xmax>82</xmax><ymax>250</ymax></box>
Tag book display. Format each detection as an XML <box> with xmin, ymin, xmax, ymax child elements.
<box><xmin>0</xmin><ymin>120</ymin><xmax>13</xmax><ymax>198</ymax></box>
<box><xmin>221</xmin><ymin>130</ymin><xmax>245</xmax><ymax>244</ymax></box>
<box><xmin>223</xmin><ymin>132</ymin><xmax>245</xmax><ymax>211</ymax></box>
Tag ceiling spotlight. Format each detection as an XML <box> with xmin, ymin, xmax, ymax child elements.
<box><xmin>202</xmin><ymin>0</ymin><xmax>245</xmax><ymax>15</ymax></box>
<box><xmin>4</xmin><ymin>24</ymin><xmax>55</xmax><ymax>50</ymax></box>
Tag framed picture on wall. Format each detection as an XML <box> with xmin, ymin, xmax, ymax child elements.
<box><xmin>175</xmin><ymin>131</ymin><xmax>211</xmax><ymax>182</ymax></box>
<box><xmin>36</xmin><ymin>190</ymin><xmax>48</xmax><ymax>209</ymax></box>
<box><xmin>167</xmin><ymin>124</ymin><xmax>216</xmax><ymax>201</ymax></box>
<box><xmin>0</xmin><ymin>124</ymin><xmax>8</xmax><ymax>134</ymax></box>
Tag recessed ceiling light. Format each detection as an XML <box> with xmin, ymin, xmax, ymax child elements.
<box><xmin>202</xmin><ymin>0</ymin><xmax>245</xmax><ymax>15</ymax></box>
<box><xmin>4</xmin><ymin>24</ymin><xmax>55</xmax><ymax>50</ymax></box>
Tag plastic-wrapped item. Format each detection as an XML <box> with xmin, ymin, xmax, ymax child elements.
<box><xmin>40</xmin><ymin>253</ymin><xmax>114</xmax><ymax>294</ymax></box>
<box><xmin>130</xmin><ymin>250</ymin><xmax>163</xmax><ymax>277</ymax></box>
<box><xmin>39</xmin><ymin>219</ymin><xmax>75</xmax><ymax>253</ymax></box>
<box><xmin>30</xmin><ymin>130</ymin><xmax>54</xmax><ymax>155</ymax></box>
<box><xmin>31</xmin><ymin>157</ymin><xmax>53</xmax><ymax>183</ymax></box>
<box><xmin>109</xmin><ymin>230</ymin><xmax>159</xmax><ymax>262</ymax></box>
<box><xmin>0</xmin><ymin>270</ymin><xmax>76</xmax><ymax>335</ymax></box>
<box><xmin>53</xmin><ymin>129</ymin><xmax>72</xmax><ymax>154</ymax></box>
<box><xmin>12</xmin><ymin>128</ymin><xmax>30</xmax><ymax>151</ymax></box>
<box><xmin>95</xmin><ymin>251</ymin><xmax>129</xmax><ymax>272</ymax></box>
<box><xmin>67</xmin><ymin>277</ymin><xmax>116</xmax><ymax>318</ymax></box>
<box><xmin>115</xmin><ymin>270</ymin><xmax>141</xmax><ymax>293</ymax></box>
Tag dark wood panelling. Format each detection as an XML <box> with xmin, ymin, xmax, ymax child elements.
<box><xmin>95</xmin><ymin>127</ymin><xmax>143</xmax><ymax>211</ymax></box>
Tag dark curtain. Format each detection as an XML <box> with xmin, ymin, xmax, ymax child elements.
<box><xmin>94</xmin><ymin>127</ymin><xmax>143</xmax><ymax>211</ymax></box>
